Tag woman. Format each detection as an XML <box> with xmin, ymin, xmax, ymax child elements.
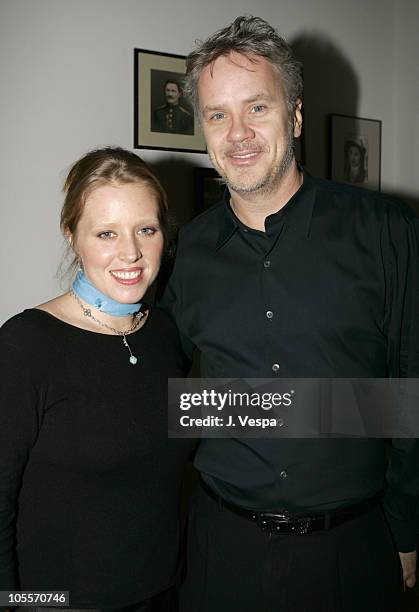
<box><xmin>0</xmin><ymin>147</ymin><xmax>194</xmax><ymax>611</ymax></box>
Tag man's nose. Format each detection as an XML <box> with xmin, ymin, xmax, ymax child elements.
<box><xmin>226</xmin><ymin>114</ymin><xmax>255</xmax><ymax>143</ymax></box>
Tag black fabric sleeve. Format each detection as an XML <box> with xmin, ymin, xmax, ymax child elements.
<box><xmin>0</xmin><ymin>339</ymin><xmax>40</xmax><ymax>589</ymax></box>
<box><xmin>383</xmin><ymin>210</ymin><xmax>419</xmax><ymax>551</ymax></box>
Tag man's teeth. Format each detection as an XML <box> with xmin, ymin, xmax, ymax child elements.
<box><xmin>111</xmin><ymin>270</ymin><xmax>141</xmax><ymax>279</ymax></box>
<box><xmin>231</xmin><ymin>151</ymin><xmax>259</xmax><ymax>158</ymax></box>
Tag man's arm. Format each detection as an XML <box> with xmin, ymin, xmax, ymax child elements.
<box><xmin>383</xmin><ymin>210</ymin><xmax>419</xmax><ymax>587</ymax></box>
<box><xmin>385</xmin><ymin>437</ymin><xmax>419</xmax><ymax>587</ymax></box>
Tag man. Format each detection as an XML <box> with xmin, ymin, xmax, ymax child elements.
<box><xmin>152</xmin><ymin>78</ymin><xmax>194</xmax><ymax>135</ymax></box>
<box><xmin>161</xmin><ymin>16</ymin><xmax>419</xmax><ymax>612</ymax></box>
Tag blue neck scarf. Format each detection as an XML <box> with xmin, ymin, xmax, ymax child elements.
<box><xmin>72</xmin><ymin>270</ymin><xmax>142</xmax><ymax>316</ymax></box>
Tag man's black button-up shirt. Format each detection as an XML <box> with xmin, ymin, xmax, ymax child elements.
<box><xmin>161</xmin><ymin>172</ymin><xmax>419</xmax><ymax>551</ymax></box>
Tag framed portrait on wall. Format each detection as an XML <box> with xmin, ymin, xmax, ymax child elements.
<box><xmin>134</xmin><ymin>49</ymin><xmax>206</xmax><ymax>153</ymax></box>
<box><xmin>329</xmin><ymin>114</ymin><xmax>381</xmax><ymax>191</ymax></box>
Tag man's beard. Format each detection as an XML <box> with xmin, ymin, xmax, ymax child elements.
<box><xmin>210</xmin><ymin>117</ymin><xmax>295</xmax><ymax>196</ymax></box>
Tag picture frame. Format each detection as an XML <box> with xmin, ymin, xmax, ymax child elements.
<box><xmin>194</xmin><ymin>168</ymin><xmax>226</xmax><ymax>216</ymax></box>
<box><xmin>329</xmin><ymin>114</ymin><xmax>381</xmax><ymax>191</ymax></box>
<box><xmin>134</xmin><ymin>49</ymin><xmax>206</xmax><ymax>153</ymax></box>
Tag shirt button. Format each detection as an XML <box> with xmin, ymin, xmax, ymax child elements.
<box><xmin>277</xmin><ymin>418</ymin><xmax>284</xmax><ymax>427</ymax></box>
<box><xmin>272</xmin><ymin>363</ymin><xmax>280</xmax><ymax>373</ymax></box>
<box><xmin>266</xmin><ymin>310</ymin><xmax>274</xmax><ymax>319</ymax></box>
<box><xmin>263</xmin><ymin>260</ymin><xmax>271</xmax><ymax>269</ymax></box>
<box><xmin>279</xmin><ymin>470</ymin><xmax>288</xmax><ymax>479</ymax></box>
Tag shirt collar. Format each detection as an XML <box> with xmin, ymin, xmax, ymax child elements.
<box><xmin>216</xmin><ymin>168</ymin><xmax>316</xmax><ymax>250</ymax></box>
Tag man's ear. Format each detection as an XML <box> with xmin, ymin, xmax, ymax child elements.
<box><xmin>293</xmin><ymin>99</ymin><xmax>303</xmax><ymax>138</ymax></box>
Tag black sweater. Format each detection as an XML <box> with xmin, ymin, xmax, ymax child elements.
<box><xmin>0</xmin><ymin>307</ymin><xmax>194</xmax><ymax>608</ymax></box>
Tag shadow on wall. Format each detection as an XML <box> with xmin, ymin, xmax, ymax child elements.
<box><xmin>144</xmin><ymin>155</ymin><xmax>199</xmax><ymax>303</ymax></box>
<box><xmin>291</xmin><ymin>32</ymin><xmax>359</xmax><ymax>179</ymax></box>
<box><xmin>291</xmin><ymin>33</ymin><xmax>419</xmax><ymax>216</ymax></box>
<box><xmin>152</xmin><ymin>156</ymin><xmax>199</xmax><ymax>227</ymax></box>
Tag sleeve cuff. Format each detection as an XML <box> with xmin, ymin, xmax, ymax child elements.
<box><xmin>384</xmin><ymin>510</ymin><xmax>418</xmax><ymax>552</ymax></box>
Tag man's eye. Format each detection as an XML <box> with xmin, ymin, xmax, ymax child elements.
<box><xmin>210</xmin><ymin>112</ymin><xmax>225</xmax><ymax>121</ymax></box>
<box><xmin>98</xmin><ymin>231</ymin><xmax>115</xmax><ymax>239</ymax></box>
<box><xmin>251</xmin><ymin>105</ymin><xmax>266</xmax><ymax>113</ymax></box>
<box><xmin>138</xmin><ymin>227</ymin><xmax>158</xmax><ymax>236</ymax></box>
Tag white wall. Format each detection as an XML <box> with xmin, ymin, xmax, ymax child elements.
<box><xmin>393</xmin><ymin>0</ymin><xmax>419</xmax><ymax>210</ymax></box>
<box><xmin>0</xmin><ymin>0</ymin><xmax>416</xmax><ymax>324</ymax></box>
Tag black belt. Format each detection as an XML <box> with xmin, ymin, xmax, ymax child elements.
<box><xmin>200</xmin><ymin>478</ymin><xmax>381</xmax><ymax>535</ymax></box>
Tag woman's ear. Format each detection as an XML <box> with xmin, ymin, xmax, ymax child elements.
<box><xmin>66</xmin><ymin>231</ymin><xmax>77</xmax><ymax>254</ymax></box>
<box><xmin>66</xmin><ymin>231</ymin><xmax>82</xmax><ymax>269</ymax></box>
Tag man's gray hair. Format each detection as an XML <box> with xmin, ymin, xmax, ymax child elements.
<box><xmin>184</xmin><ymin>15</ymin><xmax>303</xmax><ymax>114</ymax></box>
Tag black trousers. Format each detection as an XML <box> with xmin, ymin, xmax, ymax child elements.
<box><xmin>180</xmin><ymin>483</ymin><xmax>403</xmax><ymax>612</ymax></box>
<box><xmin>16</xmin><ymin>586</ymin><xmax>177</xmax><ymax>612</ymax></box>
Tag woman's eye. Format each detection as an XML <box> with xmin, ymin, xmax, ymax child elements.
<box><xmin>98</xmin><ymin>231</ymin><xmax>115</xmax><ymax>239</ymax></box>
<box><xmin>251</xmin><ymin>105</ymin><xmax>266</xmax><ymax>113</ymax></box>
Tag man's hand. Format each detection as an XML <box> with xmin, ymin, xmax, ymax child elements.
<box><xmin>399</xmin><ymin>550</ymin><xmax>417</xmax><ymax>588</ymax></box>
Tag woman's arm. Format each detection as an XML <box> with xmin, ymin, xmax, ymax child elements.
<box><xmin>0</xmin><ymin>336</ymin><xmax>40</xmax><ymax>589</ymax></box>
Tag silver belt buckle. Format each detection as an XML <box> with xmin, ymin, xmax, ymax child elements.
<box><xmin>255</xmin><ymin>511</ymin><xmax>290</xmax><ymax>532</ymax></box>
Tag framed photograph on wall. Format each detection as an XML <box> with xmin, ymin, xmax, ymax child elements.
<box><xmin>194</xmin><ymin>168</ymin><xmax>226</xmax><ymax>216</ymax></box>
<box><xmin>134</xmin><ymin>49</ymin><xmax>206</xmax><ymax>153</ymax></box>
<box><xmin>329</xmin><ymin>114</ymin><xmax>381</xmax><ymax>191</ymax></box>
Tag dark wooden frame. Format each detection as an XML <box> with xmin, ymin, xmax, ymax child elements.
<box><xmin>329</xmin><ymin>113</ymin><xmax>382</xmax><ymax>191</ymax></box>
<box><xmin>134</xmin><ymin>48</ymin><xmax>206</xmax><ymax>153</ymax></box>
